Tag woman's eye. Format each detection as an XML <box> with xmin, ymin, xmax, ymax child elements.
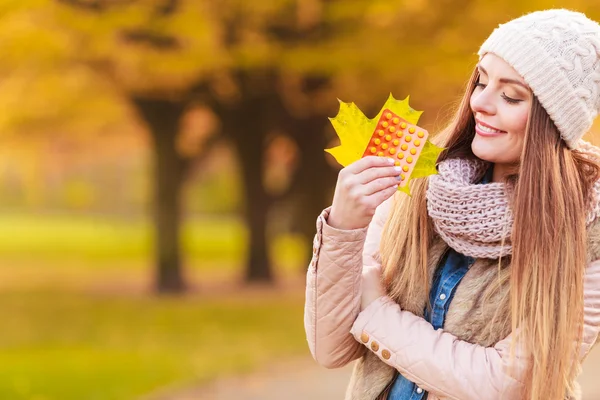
<box><xmin>501</xmin><ymin>93</ymin><xmax>523</xmax><ymax>104</ymax></box>
<box><xmin>475</xmin><ymin>82</ymin><xmax>487</xmax><ymax>89</ymax></box>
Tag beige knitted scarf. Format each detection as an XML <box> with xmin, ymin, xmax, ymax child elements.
<box><xmin>426</xmin><ymin>141</ymin><xmax>600</xmax><ymax>259</ymax></box>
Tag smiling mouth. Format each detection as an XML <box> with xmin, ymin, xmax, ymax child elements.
<box><xmin>475</xmin><ymin>120</ymin><xmax>506</xmax><ymax>135</ymax></box>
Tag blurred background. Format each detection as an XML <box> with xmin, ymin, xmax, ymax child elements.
<box><xmin>2</xmin><ymin>0</ymin><xmax>600</xmax><ymax>399</ymax></box>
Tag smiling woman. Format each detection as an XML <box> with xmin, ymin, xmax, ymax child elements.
<box><xmin>305</xmin><ymin>8</ymin><xmax>600</xmax><ymax>400</ymax></box>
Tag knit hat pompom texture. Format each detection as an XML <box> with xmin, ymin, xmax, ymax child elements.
<box><xmin>478</xmin><ymin>9</ymin><xmax>600</xmax><ymax>149</ymax></box>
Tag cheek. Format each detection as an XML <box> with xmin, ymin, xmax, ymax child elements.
<box><xmin>506</xmin><ymin>107</ymin><xmax>529</xmax><ymax>158</ymax></box>
<box><xmin>506</xmin><ymin>107</ymin><xmax>529</xmax><ymax>135</ymax></box>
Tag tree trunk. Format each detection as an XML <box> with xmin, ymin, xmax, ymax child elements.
<box><xmin>132</xmin><ymin>97</ymin><xmax>188</xmax><ymax>294</ymax></box>
<box><xmin>238</xmin><ymin>132</ymin><xmax>272</xmax><ymax>282</ymax></box>
<box><xmin>227</xmin><ymin>103</ymin><xmax>273</xmax><ymax>283</ymax></box>
<box><xmin>207</xmin><ymin>71</ymin><xmax>309</xmax><ymax>284</ymax></box>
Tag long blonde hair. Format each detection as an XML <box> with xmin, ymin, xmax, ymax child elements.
<box><xmin>380</xmin><ymin>67</ymin><xmax>600</xmax><ymax>399</ymax></box>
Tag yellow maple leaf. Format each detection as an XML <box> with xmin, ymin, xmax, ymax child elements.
<box><xmin>325</xmin><ymin>93</ymin><xmax>444</xmax><ymax>195</ymax></box>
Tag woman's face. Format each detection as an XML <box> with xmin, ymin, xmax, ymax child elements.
<box><xmin>470</xmin><ymin>53</ymin><xmax>532</xmax><ymax>167</ymax></box>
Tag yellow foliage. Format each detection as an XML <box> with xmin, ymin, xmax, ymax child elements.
<box><xmin>325</xmin><ymin>94</ymin><xmax>443</xmax><ymax>194</ymax></box>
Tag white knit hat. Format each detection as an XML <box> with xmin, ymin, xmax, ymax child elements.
<box><xmin>478</xmin><ymin>9</ymin><xmax>600</xmax><ymax>149</ymax></box>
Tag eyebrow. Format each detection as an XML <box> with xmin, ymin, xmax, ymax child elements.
<box><xmin>477</xmin><ymin>64</ymin><xmax>529</xmax><ymax>90</ymax></box>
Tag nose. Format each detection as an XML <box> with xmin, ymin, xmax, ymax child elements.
<box><xmin>470</xmin><ymin>86</ymin><xmax>496</xmax><ymax>116</ymax></box>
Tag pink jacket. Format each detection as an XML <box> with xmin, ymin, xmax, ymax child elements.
<box><xmin>304</xmin><ymin>197</ymin><xmax>600</xmax><ymax>400</ymax></box>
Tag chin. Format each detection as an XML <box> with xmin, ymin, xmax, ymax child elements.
<box><xmin>471</xmin><ymin>138</ymin><xmax>501</xmax><ymax>163</ymax></box>
<box><xmin>471</xmin><ymin>137</ymin><xmax>520</xmax><ymax>165</ymax></box>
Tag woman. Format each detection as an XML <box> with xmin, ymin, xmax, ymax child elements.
<box><xmin>304</xmin><ymin>9</ymin><xmax>600</xmax><ymax>400</ymax></box>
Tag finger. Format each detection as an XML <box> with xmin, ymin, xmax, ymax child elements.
<box><xmin>365</xmin><ymin>183</ymin><xmax>399</xmax><ymax>208</ymax></box>
<box><xmin>345</xmin><ymin>156</ymin><xmax>394</xmax><ymax>175</ymax></box>
<box><xmin>362</xmin><ymin>176</ymin><xmax>401</xmax><ymax>196</ymax></box>
<box><xmin>356</xmin><ymin>165</ymin><xmax>402</xmax><ymax>185</ymax></box>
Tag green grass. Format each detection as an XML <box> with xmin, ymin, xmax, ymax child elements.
<box><xmin>0</xmin><ymin>212</ymin><xmax>308</xmax><ymax>271</ymax></box>
<box><xmin>0</xmin><ymin>289</ymin><xmax>308</xmax><ymax>400</ymax></box>
<box><xmin>0</xmin><ymin>212</ymin><xmax>312</xmax><ymax>399</ymax></box>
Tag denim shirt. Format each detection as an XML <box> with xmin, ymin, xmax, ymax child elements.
<box><xmin>387</xmin><ymin>166</ymin><xmax>492</xmax><ymax>400</ymax></box>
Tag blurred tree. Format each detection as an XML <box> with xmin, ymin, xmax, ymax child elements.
<box><xmin>51</xmin><ymin>0</ymin><xmax>221</xmax><ymax>292</ymax></box>
<box><xmin>49</xmin><ymin>0</ymin><xmax>343</xmax><ymax>284</ymax></box>
<box><xmin>50</xmin><ymin>0</ymin><xmax>301</xmax><ymax>286</ymax></box>
<box><xmin>198</xmin><ymin>71</ymin><xmax>284</xmax><ymax>282</ymax></box>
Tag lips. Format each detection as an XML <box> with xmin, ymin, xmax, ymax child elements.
<box><xmin>475</xmin><ymin>119</ymin><xmax>506</xmax><ymax>136</ymax></box>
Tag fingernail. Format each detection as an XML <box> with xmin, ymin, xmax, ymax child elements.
<box><xmin>388</xmin><ymin>158</ymin><xmax>395</xmax><ymax>164</ymax></box>
<box><xmin>396</xmin><ymin>175</ymin><xmax>401</xmax><ymax>181</ymax></box>
<box><xmin>394</xmin><ymin>166</ymin><xmax>402</xmax><ymax>172</ymax></box>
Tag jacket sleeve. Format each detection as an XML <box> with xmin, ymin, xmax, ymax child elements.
<box><xmin>349</xmin><ymin>259</ymin><xmax>600</xmax><ymax>400</ymax></box>
<box><xmin>304</xmin><ymin>196</ymin><xmax>395</xmax><ymax>369</ymax></box>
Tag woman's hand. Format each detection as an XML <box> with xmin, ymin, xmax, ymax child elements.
<box><xmin>328</xmin><ymin>156</ymin><xmax>401</xmax><ymax>230</ymax></box>
<box><xmin>361</xmin><ymin>264</ymin><xmax>386</xmax><ymax>311</ymax></box>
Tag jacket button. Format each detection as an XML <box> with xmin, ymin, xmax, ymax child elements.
<box><xmin>416</xmin><ymin>387</ymin><xmax>423</xmax><ymax>394</ymax></box>
<box><xmin>360</xmin><ymin>332</ymin><xmax>369</xmax><ymax>343</ymax></box>
<box><xmin>371</xmin><ymin>341</ymin><xmax>379</xmax><ymax>352</ymax></box>
<box><xmin>381</xmin><ymin>349</ymin><xmax>391</xmax><ymax>359</ymax></box>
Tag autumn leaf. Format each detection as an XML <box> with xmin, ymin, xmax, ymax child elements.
<box><xmin>325</xmin><ymin>93</ymin><xmax>444</xmax><ymax>195</ymax></box>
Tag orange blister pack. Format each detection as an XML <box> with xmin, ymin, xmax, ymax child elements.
<box><xmin>361</xmin><ymin>109</ymin><xmax>429</xmax><ymax>188</ymax></box>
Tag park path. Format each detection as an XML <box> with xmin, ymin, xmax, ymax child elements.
<box><xmin>146</xmin><ymin>346</ymin><xmax>600</xmax><ymax>400</ymax></box>
<box><xmin>143</xmin><ymin>356</ymin><xmax>351</xmax><ymax>400</ymax></box>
